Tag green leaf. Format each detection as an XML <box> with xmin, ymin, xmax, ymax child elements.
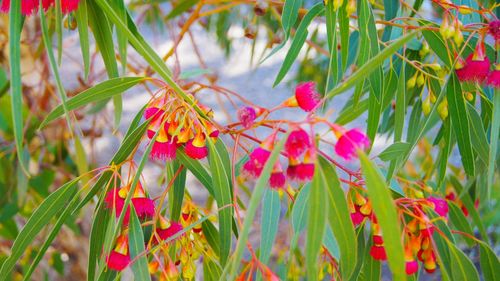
<box><xmin>306</xmin><ymin>160</ymin><xmax>327</xmax><ymax>281</ymax></box>
<box><xmin>227</xmin><ymin>132</ymin><xmax>290</xmax><ymax>279</ymax></box>
<box><xmin>202</xmin><ymin>220</ymin><xmax>221</xmax><ymax>257</ymax></box>
<box><xmin>129</xmin><ymin>206</ymin><xmax>152</xmax><ymax>281</ymax></box>
<box><xmin>75</xmin><ymin>0</ymin><xmax>90</xmax><ymax>79</ymax></box>
<box><xmin>447</xmin><ymin>73</ymin><xmax>475</xmax><ymax>175</ymax></box>
<box><xmin>40</xmin><ymin>77</ymin><xmax>146</xmax><ymax>127</ymax></box>
<box><xmin>166</xmin><ymin>0</ymin><xmax>198</xmax><ymax>19</ymax></box>
<box><xmin>259</xmin><ymin>189</ymin><xmax>281</xmax><ymax>265</ymax></box>
<box><xmin>478</xmin><ymin>241</ymin><xmax>500</xmax><ymax>281</ymax></box>
<box><xmin>447</xmin><ymin>242</ymin><xmax>480</xmax><ymax>281</ymax></box>
<box><xmin>168</xmin><ymin>160</ymin><xmax>186</xmax><ymax>222</ymax></box>
<box><xmin>207</xmin><ymin>139</ymin><xmax>233</xmax><ymax>266</ymax></box>
<box><xmin>326</xmin><ymin>31</ymin><xmax>416</xmax><ymax>99</ymax></box>
<box><xmin>113</xmin><ymin>0</ymin><xmax>128</xmax><ymax>74</ymax></box>
<box><xmin>8</xmin><ymin>0</ymin><xmax>28</xmax><ymax>176</ymax></box>
<box><xmin>421</xmin><ymin>28</ymin><xmax>452</xmax><ymax>67</ymax></box>
<box><xmin>318</xmin><ymin>157</ymin><xmax>357</xmax><ymax>279</ymax></box>
<box><xmin>360</xmin><ymin>240</ymin><xmax>381</xmax><ymax>281</ymax></box>
<box><xmin>378</xmin><ymin>142</ymin><xmax>411</xmax><ymax>162</ymax></box>
<box><xmin>359</xmin><ymin>152</ymin><xmax>406</xmax><ymax>281</ymax></box>
<box><xmin>448</xmin><ymin>202</ymin><xmax>474</xmax><ymax>246</ymax></box>
<box><xmin>291</xmin><ymin>183</ymin><xmax>311</xmax><ymax>233</ymax></box>
<box><xmin>262</xmin><ymin>0</ymin><xmax>304</xmax><ymax>62</ymax></box>
<box><xmin>273</xmin><ymin>3</ymin><xmax>324</xmax><ymax>86</ymax></box>
<box><xmin>0</xmin><ymin>180</ymin><xmax>78</xmax><ymax>280</ymax></box>
<box><xmin>87</xmin><ymin>203</ymin><xmax>109</xmax><ymax>281</ymax></box>
<box><xmin>325</xmin><ymin>3</ymin><xmax>339</xmax><ymax>91</ymax></box>
<box><xmin>177</xmin><ymin>149</ymin><xmax>214</xmax><ymax>196</ymax></box>
<box><xmin>488</xmin><ymin>91</ymin><xmax>500</xmax><ymax>199</ymax></box>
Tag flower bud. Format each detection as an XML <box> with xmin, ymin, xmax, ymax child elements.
<box><xmin>346</xmin><ymin>0</ymin><xmax>356</xmax><ymax>15</ymax></box>
<box><xmin>417</xmin><ymin>73</ymin><xmax>425</xmax><ymax>87</ymax></box>
<box><xmin>465</xmin><ymin>92</ymin><xmax>474</xmax><ymax>101</ymax></box>
<box><xmin>407</xmin><ymin>74</ymin><xmax>417</xmax><ymax>89</ymax></box>
<box><xmin>422</xmin><ymin>96</ymin><xmax>431</xmax><ymax>116</ymax></box>
<box><xmin>438</xmin><ymin>100</ymin><xmax>448</xmax><ymax>120</ymax></box>
<box><xmin>454</xmin><ymin>29</ymin><xmax>464</xmax><ymax>46</ymax></box>
<box><xmin>419</xmin><ymin>41</ymin><xmax>430</xmax><ymax>57</ymax></box>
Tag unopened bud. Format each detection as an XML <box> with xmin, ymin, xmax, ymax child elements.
<box><xmin>417</xmin><ymin>73</ymin><xmax>426</xmax><ymax>87</ymax></box>
<box><xmin>438</xmin><ymin>100</ymin><xmax>448</xmax><ymax>120</ymax></box>
<box><xmin>428</xmin><ymin>63</ymin><xmax>441</xmax><ymax>71</ymax></box>
<box><xmin>454</xmin><ymin>29</ymin><xmax>464</xmax><ymax>46</ymax></box>
<box><xmin>420</xmin><ymin>41</ymin><xmax>430</xmax><ymax>57</ymax></box>
<box><xmin>407</xmin><ymin>74</ymin><xmax>417</xmax><ymax>89</ymax></box>
<box><xmin>422</xmin><ymin>96</ymin><xmax>431</xmax><ymax>116</ymax></box>
<box><xmin>334</xmin><ymin>0</ymin><xmax>343</xmax><ymax>10</ymax></box>
<box><xmin>347</xmin><ymin>0</ymin><xmax>356</xmax><ymax>15</ymax></box>
<box><xmin>465</xmin><ymin>92</ymin><xmax>474</xmax><ymax>101</ymax></box>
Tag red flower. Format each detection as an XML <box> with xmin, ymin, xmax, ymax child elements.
<box><xmin>372</xmin><ymin>235</ymin><xmax>383</xmax><ymax>245</ymax></box>
<box><xmin>106</xmin><ymin>234</ymin><xmax>131</xmax><ymax>271</ymax></box>
<box><xmin>427</xmin><ymin>196</ymin><xmax>448</xmax><ymax>217</ymax></box>
<box><xmin>237</xmin><ymin>106</ymin><xmax>258</xmax><ymax>129</ymax></box>
<box><xmin>1</xmin><ymin>0</ymin><xmax>52</xmax><ymax>15</ymax></box>
<box><xmin>369</xmin><ymin>245</ymin><xmax>387</xmax><ymax>261</ymax></box>
<box><xmin>487</xmin><ymin>68</ymin><xmax>500</xmax><ymax>88</ymax></box>
<box><xmin>269</xmin><ymin>163</ymin><xmax>286</xmax><ymax>189</ymax></box>
<box><xmin>455</xmin><ymin>43</ymin><xmax>491</xmax><ymax>83</ymax></box>
<box><xmin>405</xmin><ymin>260</ymin><xmax>419</xmax><ymax>275</ymax></box>
<box><xmin>335</xmin><ymin>128</ymin><xmax>370</xmax><ymax>160</ymax></box>
<box><xmin>184</xmin><ymin>132</ymin><xmax>208</xmax><ymax>159</ymax></box>
<box><xmin>61</xmin><ymin>0</ymin><xmax>79</xmax><ymax>13</ymax></box>
<box><xmin>242</xmin><ymin>134</ymin><xmax>275</xmax><ymax>177</ymax></box>
<box><xmin>295</xmin><ymin>81</ymin><xmax>321</xmax><ymax>112</ymax></box>
<box><xmin>350</xmin><ymin>211</ymin><xmax>365</xmax><ymax>226</ymax></box>
<box><xmin>285</xmin><ymin>128</ymin><xmax>311</xmax><ymax>158</ymax></box>
<box><xmin>153</xmin><ymin>217</ymin><xmax>184</xmax><ymax>244</ymax></box>
<box><xmin>104</xmin><ymin>184</ymin><xmax>155</xmax><ymax>224</ymax></box>
<box><xmin>488</xmin><ymin>20</ymin><xmax>500</xmax><ymax>42</ymax></box>
<box><xmin>150</xmin><ymin>127</ymin><xmax>178</xmax><ymax>160</ymax></box>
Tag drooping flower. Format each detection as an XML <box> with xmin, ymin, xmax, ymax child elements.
<box><xmin>154</xmin><ymin>216</ymin><xmax>184</xmax><ymax>244</ymax></box>
<box><xmin>269</xmin><ymin>162</ymin><xmax>286</xmax><ymax>189</ymax></box>
<box><xmin>150</xmin><ymin>128</ymin><xmax>178</xmax><ymax>160</ymax></box>
<box><xmin>284</xmin><ymin>81</ymin><xmax>321</xmax><ymax>112</ymax></box>
<box><xmin>237</xmin><ymin>106</ymin><xmax>258</xmax><ymax>129</ymax></box>
<box><xmin>289</xmin><ymin>148</ymin><xmax>315</xmax><ymax>182</ymax></box>
<box><xmin>1</xmin><ymin>0</ymin><xmax>52</xmax><ymax>15</ymax></box>
<box><xmin>285</xmin><ymin>128</ymin><xmax>311</xmax><ymax>158</ymax></box>
<box><xmin>370</xmin><ymin>245</ymin><xmax>387</xmax><ymax>261</ymax></box>
<box><xmin>350</xmin><ymin>210</ymin><xmax>365</xmax><ymax>226</ymax></box>
<box><xmin>405</xmin><ymin>260</ymin><xmax>419</xmax><ymax>275</ymax></box>
<box><xmin>488</xmin><ymin>20</ymin><xmax>500</xmax><ymax>42</ymax></box>
<box><xmin>104</xmin><ymin>183</ymin><xmax>155</xmax><ymax>224</ymax></box>
<box><xmin>61</xmin><ymin>0</ymin><xmax>80</xmax><ymax>13</ymax></box>
<box><xmin>487</xmin><ymin>65</ymin><xmax>500</xmax><ymax>88</ymax></box>
<box><xmin>334</xmin><ymin>128</ymin><xmax>370</xmax><ymax>160</ymax></box>
<box><xmin>455</xmin><ymin>42</ymin><xmax>491</xmax><ymax>82</ymax></box>
<box><xmin>185</xmin><ymin>132</ymin><xmax>208</xmax><ymax>159</ymax></box>
<box><xmin>242</xmin><ymin>134</ymin><xmax>275</xmax><ymax>177</ymax></box>
<box><xmin>107</xmin><ymin>234</ymin><xmax>131</xmax><ymax>271</ymax></box>
<box><xmin>427</xmin><ymin>196</ymin><xmax>449</xmax><ymax>217</ymax></box>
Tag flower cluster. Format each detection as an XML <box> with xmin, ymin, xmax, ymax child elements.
<box><xmin>0</xmin><ymin>0</ymin><xmax>80</xmax><ymax>15</ymax></box>
<box><xmin>145</xmin><ymin>93</ymin><xmax>219</xmax><ymax>161</ymax></box>
<box><xmin>349</xmin><ymin>190</ymin><xmax>449</xmax><ymax>275</ymax></box>
<box><xmin>453</xmin><ymin>21</ymin><xmax>500</xmax><ymax>88</ymax></box>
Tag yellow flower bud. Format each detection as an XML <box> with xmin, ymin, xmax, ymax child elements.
<box><xmin>458</xmin><ymin>5</ymin><xmax>472</xmax><ymax>14</ymax></box>
<box><xmin>438</xmin><ymin>99</ymin><xmax>448</xmax><ymax>120</ymax></box>
<box><xmin>465</xmin><ymin>92</ymin><xmax>474</xmax><ymax>101</ymax></box>
<box><xmin>407</xmin><ymin>74</ymin><xmax>417</xmax><ymax>89</ymax></box>
<box><xmin>422</xmin><ymin>96</ymin><xmax>431</xmax><ymax>116</ymax></box>
<box><xmin>417</xmin><ymin>72</ymin><xmax>426</xmax><ymax>87</ymax></box>
<box><xmin>428</xmin><ymin>63</ymin><xmax>441</xmax><ymax>71</ymax></box>
<box><xmin>419</xmin><ymin>41</ymin><xmax>430</xmax><ymax>57</ymax></box>
<box><xmin>334</xmin><ymin>0</ymin><xmax>343</xmax><ymax>10</ymax></box>
<box><xmin>454</xmin><ymin>29</ymin><xmax>464</xmax><ymax>46</ymax></box>
<box><xmin>347</xmin><ymin>0</ymin><xmax>356</xmax><ymax>15</ymax></box>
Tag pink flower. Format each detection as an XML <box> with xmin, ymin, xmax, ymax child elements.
<box><xmin>369</xmin><ymin>245</ymin><xmax>387</xmax><ymax>261</ymax></box>
<box><xmin>104</xmin><ymin>184</ymin><xmax>156</xmax><ymax>224</ymax></box>
<box><xmin>294</xmin><ymin>162</ymin><xmax>315</xmax><ymax>182</ymax></box>
<box><xmin>335</xmin><ymin>128</ymin><xmax>370</xmax><ymax>160</ymax></box>
<box><xmin>285</xmin><ymin>128</ymin><xmax>311</xmax><ymax>158</ymax></box>
<box><xmin>488</xmin><ymin>20</ymin><xmax>500</xmax><ymax>42</ymax></box>
<box><xmin>106</xmin><ymin>235</ymin><xmax>130</xmax><ymax>271</ymax></box>
<box><xmin>291</xmin><ymin>81</ymin><xmax>321</xmax><ymax>112</ymax></box>
<box><xmin>487</xmin><ymin>68</ymin><xmax>500</xmax><ymax>88</ymax></box>
<box><xmin>131</xmin><ymin>197</ymin><xmax>155</xmax><ymax>219</ymax></box>
<box><xmin>154</xmin><ymin>217</ymin><xmax>184</xmax><ymax>244</ymax></box>
<box><xmin>61</xmin><ymin>0</ymin><xmax>79</xmax><ymax>13</ymax></box>
<box><xmin>405</xmin><ymin>260</ymin><xmax>419</xmax><ymax>275</ymax></box>
<box><xmin>427</xmin><ymin>196</ymin><xmax>448</xmax><ymax>217</ymax></box>
<box><xmin>237</xmin><ymin>106</ymin><xmax>258</xmax><ymax>129</ymax></box>
<box><xmin>269</xmin><ymin>163</ymin><xmax>286</xmax><ymax>189</ymax></box>
<box><xmin>455</xmin><ymin>43</ymin><xmax>491</xmax><ymax>82</ymax></box>
<box><xmin>242</xmin><ymin>134</ymin><xmax>275</xmax><ymax>177</ymax></box>
<box><xmin>1</xmin><ymin>0</ymin><xmax>52</xmax><ymax>15</ymax></box>
<box><xmin>350</xmin><ymin>211</ymin><xmax>365</xmax><ymax>226</ymax></box>
<box><xmin>184</xmin><ymin>133</ymin><xmax>208</xmax><ymax>159</ymax></box>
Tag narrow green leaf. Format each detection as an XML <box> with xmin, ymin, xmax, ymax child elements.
<box><xmin>177</xmin><ymin>149</ymin><xmax>214</xmax><ymax>196</ymax></box>
<box><xmin>319</xmin><ymin>157</ymin><xmax>357</xmax><ymax>279</ymax></box>
<box><xmin>8</xmin><ymin>0</ymin><xmax>28</xmax><ymax>176</ymax></box>
<box><xmin>448</xmin><ymin>202</ymin><xmax>474</xmax><ymax>246</ymax></box>
<box><xmin>359</xmin><ymin>152</ymin><xmax>406</xmax><ymax>281</ymax></box>
<box><xmin>259</xmin><ymin>189</ymin><xmax>281</xmax><ymax>265</ymax></box>
<box><xmin>326</xmin><ymin>31</ymin><xmax>416</xmax><ymax>99</ymax></box>
<box><xmin>273</xmin><ymin>3</ymin><xmax>324</xmax><ymax>86</ymax></box>
<box><xmin>447</xmin><ymin>242</ymin><xmax>480</xmax><ymax>281</ymax></box>
<box><xmin>379</xmin><ymin>142</ymin><xmax>411</xmax><ymax>162</ymax></box>
<box><xmin>166</xmin><ymin>0</ymin><xmax>198</xmax><ymax>19</ymax></box>
<box><xmin>488</xmin><ymin>91</ymin><xmax>500</xmax><ymax>199</ymax></box>
<box><xmin>291</xmin><ymin>183</ymin><xmax>311</xmax><ymax>233</ymax></box>
<box><xmin>479</xmin><ymin>241</ymin><xmax>500</xmax><ymax>281</ymax></box>
<box><xmin>40</xmin><ymin>77</ymin><xmax>146</xmax><ymax>127</ymax></box>
<box><xmin>306</xmin><ymin>160</ymin><xmax>327</xmax><ymax>281</ymax></box>
<box><xmin>447</xmin><ymin>74</ymin><xmax>475</xmax><ymax>175</ymax></box>
<box><xmin>227</xmin><ymin>132</ymin><xmax>290</xmax><ymax>279</ymax></box>
<box><xmin>207</xmin><ymin>139</ymin><xmax>233</xmax><ymax>266</ymax></box>
<box><xmin>129</xmin><ymin>206</ymin><xmax>152</xmax><ymax>281</ymax></box>
<box><xmin>168</xmin><ymin>160</ymin><xmax>186</xmax><ymax>222</ymax></box>
<box><xmin>202</xmin><ymin>220</ymin><xmax>221</xmax><ymax>257</ymax></box>
<box><xmin>0</xmin><ymin>180</ymin><xmax>78</xmax><ymax>280</ymax></box>
<box><xmin>75</xmin><ymin>0</ymin><xmax>90</xmax><ymax>79</ymax></box>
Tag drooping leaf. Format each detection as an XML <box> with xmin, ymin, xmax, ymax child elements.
<box><xmin>129</xmin><ymin>206</ymin><xmax>152</xmax><ymax>281</ymax></box>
